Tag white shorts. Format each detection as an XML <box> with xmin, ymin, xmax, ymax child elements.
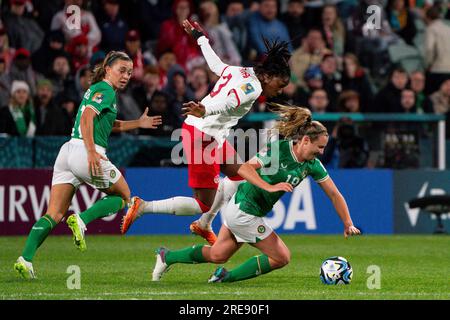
<box><xmin>222</xmin><ymin>195</ymin><xmax>273</xmax><ymax>243</ymax></box>
<box><xmin>52</xmin><ymin>138</ymin><xmax>122</xmax><ymax>189</ymax></box>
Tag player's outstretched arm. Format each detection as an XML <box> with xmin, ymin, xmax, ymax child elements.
<box><xmin>182</xmin><ymin>19</ymin><xmax>228</xmax><ymax>76</ymax></box>
<box><xmin>112</xmin><ymin>108</ymin><xmax>162</xmax><ymax>132</ymax></box>
<box><xmin>318</xmin><ymin>178</ymin><xmax>361</xmax><ymax>238</ymax></box>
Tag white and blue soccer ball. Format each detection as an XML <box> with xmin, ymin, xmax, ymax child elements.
<box><xmin>320</xmin><ymin>256</ymin><xmax>353</xmax><ymax>285</ymax></box>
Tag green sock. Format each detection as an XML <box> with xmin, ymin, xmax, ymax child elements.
<box><xmin>165</xmin><ymin>244</ymin><xmax>206</xmax><ymax>266</ymax></box>
<box><xmin>22</xmin><ymin>214</ymin><xmax>57</xmax><ymax>262</ymax></box>
<box><xmin>79</xmin><ymin>195</ymin><xmax>124</xmax><ymax>225</ymax></box>
<box><xmin>224</xmin><ymin>254</ymin><xmax>272</xmax><ymax>283</ymax></box>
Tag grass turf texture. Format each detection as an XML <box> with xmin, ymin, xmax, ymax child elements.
<box><xmin>0</xmin><ymin>235</ymin><xmax>449</xmax><ymax>300</ymax></box>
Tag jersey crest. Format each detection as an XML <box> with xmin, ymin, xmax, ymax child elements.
<box><xmin>92</xmin><ymin>92</ymin><xmax>104</xmax><ymax>104</ymax></box>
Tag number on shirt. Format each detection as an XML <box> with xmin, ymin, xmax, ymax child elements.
<box><xmin>210</xmin><ymin>73</ymin><xmax>232</xmax><ymax>98</ymax></box>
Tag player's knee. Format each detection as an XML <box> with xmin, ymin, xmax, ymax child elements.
<box><xmin>209</xmin><ymin>250</ymin><xmax>229</xmax><ymax>264</ymax></box>
<box><xmin>271</xmin><ymin>252</ymin><xmax>291</xmax><ymax>268</ymax></box>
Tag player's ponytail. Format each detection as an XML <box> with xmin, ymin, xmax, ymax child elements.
<box><xmin>269</xmin><ymin>103</ymin><xmax>328</xmax><ymax>141</ymax></box>
<box><xmin>91</xmin><ymin>51</ymin><xmax>132</xmax><ymax>84</ymax></box>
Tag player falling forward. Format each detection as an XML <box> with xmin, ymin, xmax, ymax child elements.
<box><xmin>120</xmin><ymin>20</ymin><xmax>291</xmax><ymax>244</ymax></box>
<box><xmin>14</xmin><ymin>51</ymin><xmax>162</xmax><ymax>279</ymax></box>
<box><xmin>152</xmin><ymin>104</ymin><xmax>361</xmax><ymax>283</ymax></box>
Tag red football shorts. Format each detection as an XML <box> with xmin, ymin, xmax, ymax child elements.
<box><xmin>181</xmin><ymin>122</ymin><xmax>237</xmax><ymax>189</ymax></box>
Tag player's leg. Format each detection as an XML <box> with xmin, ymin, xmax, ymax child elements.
<box><xmin>152</xmin><ymin>224</ymin><xmax>242</xmax><ymax>281</ymax></box>
<box><xmin>15</xmin><ymin>183</ymin><xmax>75</xmax><ymax>279</ymax></box>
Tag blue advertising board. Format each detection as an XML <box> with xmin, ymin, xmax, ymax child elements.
<box><xmin>125</xmin><ymin>168</ymin><xmax>394</xmax><ymax>235</ymax></box>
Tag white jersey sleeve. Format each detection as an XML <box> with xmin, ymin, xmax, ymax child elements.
<box><xmin>197</xmin><ymin>36</ymin><xmax>228</xmax><ymax>76</ymax></box>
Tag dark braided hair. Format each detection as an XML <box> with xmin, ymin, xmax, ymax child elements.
<box><xmin>254</xmin><ymin>38</ymin><xmax>291</xmax><ymax>82</ymax></box>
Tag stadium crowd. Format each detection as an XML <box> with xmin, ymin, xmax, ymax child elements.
<box><xmin>0</xmin><ymin>0</ymin><xmax>449</xmax><ymax>168</ymax></box>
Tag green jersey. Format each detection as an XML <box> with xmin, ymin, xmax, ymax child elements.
<box><xmin>235</xmin><ymin>140</ymin><xmax>329</xmax><ymax>217</ymax></box>
<box><xmin>71</xmin><ymin>81</ymin><xmax>117</xmax><ymax>148</ymax></box>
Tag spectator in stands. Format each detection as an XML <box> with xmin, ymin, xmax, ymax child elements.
<box><xmin>0</xmin><ymin>26</ymin><xmax>14</xmax><ymax>71</ymax></box>
<box><xmin>156</xmin><ymin>0</ymin><xmax>202</xmax><ymax>71</ymax></box>
<box><xmin>321</xmin><ymin>53</ymin><xmax>342</xmax><ymax>111</ymax></box>
<box><xmin>291</xmin><ymin>28</ymin><xmax>331</xmax><ymax>87</ymax></box>
<box><xmin>280</xmin><ymin>0</ymin><xmax>308</xmax><ymax>50</ymax></box>
<box><xmin>386</xmin><ymin>0</ymin><xmax>417</xmax><ymax>45</ymax></box>
<box><xmin>0</xmin><ymin>80</ymin><xmax>35</xmax><ymax>137</ymax></box>
<box><xmin>144</xmin><ymin>90</ymin><xmax>182</xmax><ymax>137</ymax></box>
<box><xmin>341</xmin><ymin>53</ymin><xmax>373</xmax><ymax>112</ymax></box>
<box><xmin>247</xmin><ymin>0</ymin><xmax>292</xmax><ymax>58</ymax></box>
<box><xmin>223</xmin><ymin>1</ymin><xmax>252</xmax><ymax>62</ymax></box>
<box><xmin>0</xmin><ymin>56</ymin><xmax>9</xmax><ymax>107</ymax></box>
<box><xmin>430</xmin><ymin>79</ymin><xmax>450</xmax><ymax>114</ymax></box>
<box><xmin>308</xmin><ymin>88</ymin><xmax>329</xmax><ymax>113</ymax></box>
<box><xmin>409</xmin><ymin>70</ymin><xmax>433</xmax><ymax>113</ymax></box>
<box><xmin>157</xmin><ymin>50</ymin><xmax>177</xmax><ymax>89</ymax></box>
<box><xmin>9</xmin><ymin>48</ymin><xmax>38</xmax><ymax>96</ymax></box>
<box><xmin>51</xmin><ymin>0</ymin><xmax>101</xmax><ymax>56</ymax></box>
<box><xmin>66</xmin><ymin>34</ymin><xmax>90</xmax><ymax>73</ymax></box>
<box><xmin>48</xmin><ymin>53</ymin><xmax>76</xmax><ymax>99</ymax></box>
<box><xmin>3</xmin><ymin>0</ymin><xmax>44</xmax><ymax>54</ymax></box>
<box><xmin>297</xmin><ymin>64</ymin><xmax>324</xmax><ymax>106</ymax></box>
<box><xmin>320</xmin><ymin>4</ymin><xmax>346</xmax><ymax>57</ymax></box>
<box><xmin>125</xmin><ymin>30</ymin><xmax>146</xmax><ymax>83</ymax></box>
<box><xmin>374</xmin><ymin>66</ymin><xmax>409</xmax><ymax>113</ymax></box>
<box><xmin>134</xmin><ymin>0</ymin><xmax>172</xmax><ymax>43</ymax></box>
<box><xmin>337</xmin><ymin>90</ymin><xmax>361</xmax><ymax>113</ymax></box>
<box><xmin>98</xmin><ymin>0</ymin><xmax>128</xmax><ymax>52</ymax></box>
<box><xmin>424</xmin><ymin>5</ymin><xmax>450</xmax><ymax>94</ymax></box>
<box><xmin>199</xmin><ymin>0</ymin><xmax>242</xmax><ymax>66</ymax></box>
<box><xmin>34</xmin><ymin>79</ymin><xmax>71</xmax><ymax>136</ymax></box>
<box><xmin>399</xmin><ymin>88</ymin><xmax>417</xmax><ymax>113</ymax></box>
<box><xmin>132</xmin><ymin>65</ymin><xmax>161</xmax><ymax>111</ymax></box>
<box><xmin>188</xmin><ymin>65</ymin><xmax>213</xmax><ymax>101</ymax></box>
<box><xmin>31</xmin><ymin>30</ymin><xmax>66</xmax><ymax>77</ymax></box>
<box><xmin>74</xmin><ymin>65</ymin><xmax>91</xmax><ymax>104</ymax></box>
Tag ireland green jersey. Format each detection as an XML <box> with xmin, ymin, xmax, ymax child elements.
<box><xmin>71</xmin><ymin>80</ymin><xmax>117</xmax><ymax>148</ymax></box>
<box><xmin>235</xmin><ymin>139</ymin><xmax>329</xmax><ymax>217</ymax></box>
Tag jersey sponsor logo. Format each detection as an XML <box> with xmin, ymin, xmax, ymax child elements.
<box><xmin>281</xmin><ymin>163</ymin><xmax>288</xmax><ymax>169</ymax></box>
<box><xmin>92</xmin><ymin>92</ymin><xmax>104</xmax><ymax>104</ymax></box>
<box><xmin>112</xmin><ymin>103</ymin><xmax>117</xmax><ymax>110</ymax></box>
<box><xmin>240</xmin><ymin>83</ymin><xmax>255</xmax><ymax>95</ymax></box>
<box><xmin>257</xmin><ymin>225</ymin><xmax>266</xmax><ymax>234</ymax></box>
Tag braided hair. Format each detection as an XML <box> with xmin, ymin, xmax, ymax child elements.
<box><xmin>91</xmin><ymin>51</ymin><xmax>132</xmax><ymax>84</ymax></box>
<box><xmin>254</xmin><ymin>38</ymin><xmax>291</xmax><ymax>83</ymax></box>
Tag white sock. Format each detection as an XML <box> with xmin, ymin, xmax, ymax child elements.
<box><xmin>198</xmin><ymin>177</ymin><xmax>244</xmax><ymax>229</ymax></box>
<box><xmin>142</xmin><ymin>197</ymin><xmax>202</xmax><ymax>216</ymax></box>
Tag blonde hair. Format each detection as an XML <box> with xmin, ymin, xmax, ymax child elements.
<box><xmin>91</xmin><ymin>51</ymin><xmax>132</xmax><ymax>84</ymax></box>
<box><xmin>269</xmin><ymin>103</ymin><xmax>328</xmax><ymax>141</ymax></box>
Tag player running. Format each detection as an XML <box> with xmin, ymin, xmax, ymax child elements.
<box><xmin>14</xmin><ymin>51</ymin><xmax>162</xmax><ymax>279</ymax></box>
<box><xmin>120</xmin><ymin>20</ymin><xmax>291</xmax><ymax>244</ymax></box>
<box><xmin>151</xmin><ymin>104</ymin><xmax>361</xmax><ymax>283</ymax></box>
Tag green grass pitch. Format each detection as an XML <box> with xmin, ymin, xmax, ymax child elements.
<box><xmin>0</xmin><ymin>234</ymin><xmax>449</xmax><ymax>300</ymax></box>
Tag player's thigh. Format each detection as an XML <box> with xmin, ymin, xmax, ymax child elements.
<box><xmin>102</xmin><ymin>176</ymin><xmax>130</xmax><ymax>202</ymax></box>
<box><xmin>193</xmin><ymin>188</ymin><xmax>217</xmax><ymax>208</ymax></box>
<box><xmin>219</xmin><ymin>140</ymin><xmax>243</xmax><ymax>177</ymax></box>
<box><xmin>46</xmin><ymin>183</ymin><xmax>76</xmax><ymax>223</ymax></box>
<box><xmin>208</xmin><ymin>225</ymin><xmax>242</xmax><ymax>263</ymax></box>
<box><xmin>251</xmin><ymin>232</ymin><xmax>291</xmax><ymax>267</ymax></box>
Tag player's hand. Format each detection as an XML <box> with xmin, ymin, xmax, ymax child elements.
<box><xmin>344</xmin><ymin>225</ymin><xmax>361</xmax><ymax>239</ymax></box>
<box><xmin>182</xmin><ymin>19</ymin><xmax>206</xmax><ymax>40</ymax></box>
<box><xmin>138</xmin><ymin>107</ymin><xmax>162</xmax><ymax>129</ymax></box>
<box><xmin>87</xmin><ymin>150</ymin><xmax>108</xmax><ymax>177</ymax></box>
<box><xmin>182</xmin><ymin>101</ymin><xmax>206</xmax><ymax>118</ymax></box>
<box><xmin>266</xmin><ymin>182</ymin><xmax>293</xmax><ymax>193</ymax></box>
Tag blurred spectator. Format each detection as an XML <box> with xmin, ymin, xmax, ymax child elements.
<box><xmin>156</xmin><ymin>0</ymin><xmax>202</xmax><ymax>71</ymax></box>
<box><xmin>0</xmin><ymin>80</ymin><xmax>35</xmax><ymax>137</ymax></box>
<box><xmin>321</xmin><ymin>4</ymin><xmax>346</xmax><ymax>57</ymax></box>
<box><xmin>199</xmin><ymin>0</ymin><xmax>242</xmax><ymax>66</ymax></box>
<box><xmin>34</xmin><ymin>79</ymin><xmax>71</xmax><ymax>135</ymax></box>
<box><xmin>399</xmin><ymin>88</ymin><xmax>417</xmax><ymax>113</ymax></box>
<box><xmin>308</xmin><ymin>88</ymin><xmax>329</xmax><ymax>113</ymax></box>
<box><xmin>125</xmin><ymin>30</ymin><xmax>146</xmax><ymax>82</ymax></box>
<box><xmin>424</xmin><ymin>5</ymin><xmax>450</xmax><ymax>94</ymax></box>
<box><xmin>157</xmin><ymin>50</ymin><xmax>177</xmax><ymax>89</ymax></box>
<box><xmin>32</xmin><ymin>0</ymin><xmax>64</xmax><ymax>32</ymax></box>
<box><xmin>98</xmin><ymin>0</ymin><xmax>128</xmax><ymax>52</ymax></box>
<box><xmin>3</xmin><ymin>0</ymin><xmax>44</xmax><ymax>54</ymax></box>
<box><xmin>48</xmin><ymin>53</ymin><xmax>76</xmax><ymax>99</ymax></box>
<box><xmin>247</xmin><ymin>0</ymin><xmax>292</xmax><ymax>58</ymax></box>
<box><xmin>66</xmin><ymin>34</ymin><xmax>89</xmax><ymax>73</ymax></box>
<box><xmin>116</xmin><ymin>89</ymin><xmax>142</xmax><ymax>125</ymax></box>
<box><xmin>51</xmin><ymin>0</ymin><xmax>101</xmax><ymax>56</ymax></box>
<box><xmin>132</xmin><ymin>65</ymin><xmax>161</xmax><ymax>111</ymax></box>
<box><xmin>89</xmin><ymin>50</ymin><xmax>105</xmax><ymax>69</ymax></box>
<box><xmin>320</xmin><ymin>53</ymin><xmax>342</xmax><ymax>111</ymax></box>
<box><xmin>188</xmin><ymin>65</ymin><xmax>213</xmax><ymax>101</ymax></box>
<box><xmin>297</xmin><ymin>64</ymin><xmax>324</xmax><ymax>106</ymax></box>
<box><xmin>342</xmin><ymin>53</ymin><xmax>373</xmax><ymax>112</ymax></box>
<box><xmin>31</xmin><ymin>30</ymin><xmax>66</xmax><ymax>76</ymax></box>
<box><xmin>409</xmin><ymin>70</ymin><xmax>433</xmax><ymax>113</ymax></box>
<box><xmin>134</xmin><ymin>0</ymin><xmax>172</xmax><ymax>43</ymax></box>
<box><xmin>9</xmin><ymin>48</ymin><xmax>38</xmax><ymax>96</ymax></box>
<box><xmin>74</xmin><ymin>64</ymin><xmax>91</xmax><ymax>104</ymax></box>
<box><xmin>291</xmin><ymin>28</ymin><xmax>331</xmax><ymax>87</ymax></box>
<box><xmin>0</xmin><ymin>56</ymin><xmax>9</xmax><ymax>107</ymax></box>
<box><xmin>386</xmin><ymin>0</ymin><xmax>417</xmax><ymax>45</ymax></box>
<box><xmin>280</xmin><ymin>0</ymin><xmax>308</xmax><ymax>50</ymax></box>
<box><xmin>223</xmin><ymin>0</ymin><xmax>252</xmax><ymax>62</ymax></box>
<box><xmin>430</xmin><ymin>79</ymin><xmax>450</xmax><ymax>114</ymax></box>
<box><xmin>143</xmin><ymin>90</ymin><xmax>182</xmax><ymax>137</ymax></box>
<box><xmin>374</xmin><ymin>66</ymin><xmax>409</xmax><ymax>112</ymax></box>
<box><xmin>163</xmin><ymin>65</ymin><xmax>195</xmax><ymax>123</ymax></box>
<box><xmin>0</xmin><ymin>26</ymin><xmax>14</xmax><ymax>70</ymax></box>
<box><xmin>337</xmin><ymin>90</ymin><xmax>361</xmax><ymax>113</ymax></box>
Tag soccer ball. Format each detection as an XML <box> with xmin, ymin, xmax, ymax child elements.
<box><xmin>320</xmin><ymin>256</ymin><xmax>353</xmax><ymax>285</ymax></box>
